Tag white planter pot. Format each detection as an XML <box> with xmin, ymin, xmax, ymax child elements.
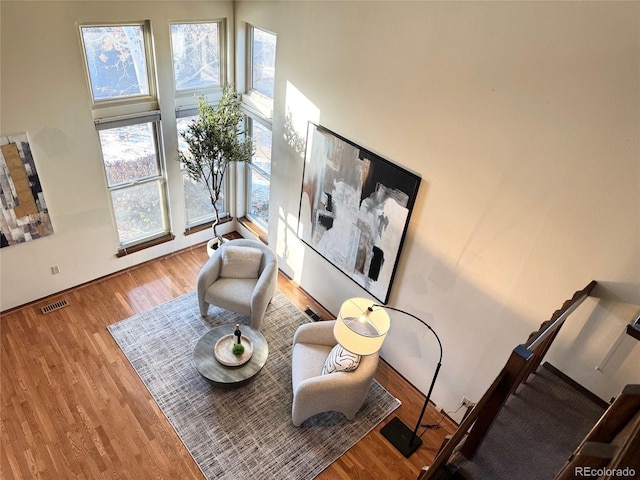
<box><xmin>206</xmin><ymin>238</ymin><xmax>221</xmax><ymax>257</ymax></box>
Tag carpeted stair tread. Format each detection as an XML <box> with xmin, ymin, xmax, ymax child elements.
<box><xmin>454</xmin><ymin>366</ymin><xmax>605</xmax><ymax>480</ymax></box>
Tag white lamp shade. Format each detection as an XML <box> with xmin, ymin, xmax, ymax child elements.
<box><xmin>334</xmin><ymin>297</ymin><xmax>390</xmax><ymax>355</ymax></box>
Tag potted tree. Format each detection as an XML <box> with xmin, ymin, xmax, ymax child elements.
<box><xmin>179</xmin><ymin>85</ymin><xmax>253</xmax><ymax>253</ymax></box>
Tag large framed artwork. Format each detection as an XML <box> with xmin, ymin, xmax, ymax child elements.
<box><xmin>0</xmin><ymin>133</ymin><xmax>53</xmax><ymax>247</ymax></box>
<box><xmin>297</xmin><ymin>123</ymin><xmax>421</xmax><ymax>304</ymax></box>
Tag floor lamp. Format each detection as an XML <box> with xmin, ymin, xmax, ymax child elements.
<box><xmin>334</xmin><ymin>298</ymin><xmax>443</xmax><ymax>458</ymax></box>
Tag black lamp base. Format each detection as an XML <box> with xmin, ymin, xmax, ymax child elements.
<box><xmin>380</xmin><ymin>416</ymin><xmax>423</xmax><ymax>457</ymax></box>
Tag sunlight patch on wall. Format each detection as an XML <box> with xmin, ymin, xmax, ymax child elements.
<box><xmin>277</xmin><ymin>82</ymin><xmax>320</xmax><ymax>282</ymax></box>
<box><xmin>284</xmin><ymin>81</ymin><xmax>320</xmax><ymax>157</ymax></box>
<box><xmin>277</xmin><ymin>206</ymin><xmax>307</xmax><ymax>283</ymax></box>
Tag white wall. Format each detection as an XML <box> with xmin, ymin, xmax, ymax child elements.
<box><xmin>235</xmin><ymin>0</ymin><xmax>640</xmax><ymax>420</ymax></box>
<box><xmin>0</xmin><ymin>1</ymin><xmax>235</xmax><ymax>310</ymax></box>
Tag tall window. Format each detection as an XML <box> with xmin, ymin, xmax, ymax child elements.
<box><xmin>96</xmin><ymin>117</ymin><xmax>168</xmax><ymax>245</ymax></box>
<box><xmin>245</xmin><ymin>26</ymin><xmax>276</xmax><ymax>230</ymax></box>
<box><xmin>249</xmin><ymin>27</ymin><xmax>276</xmax><ymax>100</ymax></box>
<box><xmin>81</xmin><ymin>23</ymin><xmax>170</xmax><ymax>251</ymax></box>
<box><xmin>246</xmin><ymin>117</ymin><xmax>271</xmax><ymax>227</ymax></box>
<box><xmin>171</xmin><ymin>21</ymin><xmax>225</xmax><ymax>230</ymax></box>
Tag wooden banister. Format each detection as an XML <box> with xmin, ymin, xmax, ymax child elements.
<box><xmin>607</xmin><ymin>412</ymin><xmax>640</xmax><ymax>475</ymax></box>
<box><xmin>555</xmin><ymin>384</ymin><xmax>640</xmax><ymax>480</ymax></box>
<box><xmin>418</xmin><ymin>370</ymin><xmax>509</xmax><ymax>480</ymax></box>
<box><xmin>459</xmin><ymin>345</ymin><xmax>532</xmax><ymax>458</ymax></box>
<box><xmin>607</xmin><ymin>414</ymin><xmax>640</xmax><ymax>475</ymax></box>
<box><xmin>419</xmin><ymin>281</ymin><xmax>598</xmax><ymax>479</ymax></box>
<box><xmin>461</xmin><ymin>281</ymin><xmax>597</xmax><ymax>459</ymax></box>
<box><xmin>522</xmin><ymin>280</ymin><xmax>597</xmax><ymax>379</ymax></box>
<box><xmin>582</xmin><ymin>384</ymin><xmax>640</xmax><ymax>444</ymax></box>
<box><xmin>525</xmin><ymin>280</ymin><xmax>597</xmax><ymax>351</ymax></box>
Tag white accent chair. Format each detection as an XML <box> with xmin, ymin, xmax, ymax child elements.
<box><xmin>291</xmin><ymin>320</ymin><xmax>379</xmax><ymax>426</ymax></box>
<box><xmin>197</xmin><ymin>239</ymin><xmax>278</xmax><ymax>330</ymax></box>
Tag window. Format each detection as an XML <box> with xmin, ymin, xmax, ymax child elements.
<box><xmin>170</xmin><ymin>22</ymin><xmax>222</xmax><ymax>91</ymax></box>
<box><xmin>81</xmin><ymin>23</ymin><xmax>170</xmax><ymax>251</ymax></box>
<box><xmin>81</xmin><ymin>24</ymin><xmax>151</xmax><ymax>102</ymax></box>
<box><xmin>96</xmin><ymin>116</ymin><xmax>169</xmax><ymax>245</ymax></box>
<box><xmin>171</xmin><ymin>21</ymin><xmax>226</xmax><ymax>230</ymax></box>
<box><xmin>249</xmin><ymin>27</ymin><xmax>276</xmax><ymax>100</ymax></box>
<box><xmin>176</xmin><ymin>113</ymin><xmax>222</xmax><ymax>228</ymax></box>
<box><xmin>246</xmin><ymin>117</ymin><xmax>271</xmax><ymax>227</ymax></box>
<box><xmin>244</xmin><ymin>26</ymin><xmax>276</xmax><ymax>232</ymax></box>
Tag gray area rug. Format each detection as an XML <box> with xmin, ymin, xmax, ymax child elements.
<box><xmin>455</xmin><ymin>365</ymin><xmax>604</xmax><ymax>480</ymax></box>
<box><xmin>108</xmin><ymin>290</ymin><xmax>400</xmax><ymax>479</ymax></box>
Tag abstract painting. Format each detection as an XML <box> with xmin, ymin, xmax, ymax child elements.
<box><xmin>298</xmin><ymin>124</ymin><xmax>420</xmax><ymax>303</ymax></box>
<box><xmin>0</xmin><ymin>133</ymin><xmax>53</xmax><ymax>247</ymax></box>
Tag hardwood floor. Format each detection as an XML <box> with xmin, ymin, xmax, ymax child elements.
<box><xmin>1</xmin><ymin>243</ymin><xmax>455</xmax><ymax>479</ymax></box>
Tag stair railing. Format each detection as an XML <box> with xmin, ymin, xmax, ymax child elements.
<box><xmin>555</xmin><ymin>384</ymin><xmax>640</xmax><ymax>480</ymax></box>
<box><xmin>419</xmin><ymin>280</ymin><xmax>598</xmax><ymax>480</ymax></box>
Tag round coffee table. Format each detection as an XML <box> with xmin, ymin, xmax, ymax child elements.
<box><xmin>193</xmin><ymin>324</ymin><xmax>268</xmax><ymax>388</ymax></box>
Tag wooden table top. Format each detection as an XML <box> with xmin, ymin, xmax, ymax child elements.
<box><xmin>193</xmin><ymin>324</ymin><xmax>268</xmax><ymax>388</ymax></box>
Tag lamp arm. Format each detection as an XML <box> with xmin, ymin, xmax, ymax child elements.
<box><xmin>371</xmin><ymin>304</ymin><xmax>443</xmax><ymax>364</ymax></box>
<box><xmin>372</xmin><ymin>304</ymin><xmax>443</xmax><ymax>445</ymax></box>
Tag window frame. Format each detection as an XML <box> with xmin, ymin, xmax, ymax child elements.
<box><xmin>248</xmin><ymin>26</ymin><xmax>276</xmax><ymax>100</ymax></box>
<box><xmin>244</xmin><ymin>113</ymin><xmax>272</xmax><ymax>229</ymax></box>
<box><xmin>80</xmin><ymin>21</ymin><xmax>172</xmax><ymax>254</ymax></box>
<box><xmin>94</xmin><ymin>112</ymin><xmax>171</xmax><ymax>248</ymax></box>
<box><xmin>79</xmin><ymin>21</ymin><xmax>158</xmax><ymax>111</ymax></box>
<box><xmin>170</xmin><ymin>20</ymin><xmax>231</xmax><ymax>233</ymax></box>
<box><xmin>243</xmin><ymin>25</ymin><xmax>276</xmax><ymax>118</ymax></box>
<box><xmin>239</xmin><ymin>24</ymin><xmax>277</xmax><ymax>234</ymax></box>
<box><xmin>169</xmin><ymin>19</ymin><xmax>226</xmax><ymax>98</ymax></box>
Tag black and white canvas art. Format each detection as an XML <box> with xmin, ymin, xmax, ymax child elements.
<box><xmin>298</xmin><ymin>124</ymin><xmax>420</xmax><ymax>303</ymax></box>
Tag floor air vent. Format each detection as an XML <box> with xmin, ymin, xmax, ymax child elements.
<box><xmin>41</xmin><ymin>299</ymin><xmax>69</xmax><ymax>314</ymax></box>
<box><xmin>303</xmin><ymin>306</ymin><xmax>322</xmax><ymax>322</ymax></box>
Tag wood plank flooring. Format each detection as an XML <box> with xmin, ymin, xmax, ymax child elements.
<box><xmin>1</xmin><ymin>242</ymin><xmax>455</xmax><ymax>479</ymax></box>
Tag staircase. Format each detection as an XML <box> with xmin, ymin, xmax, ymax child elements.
<box><xmin>419</xmin><ymin>281</ymin><xmax>640</xmax><ymax>480</ymax></box>
<box><xmin>450</xmin><ymin>364</ymin><xmax>605</xmax><ymax>480</ymax></box>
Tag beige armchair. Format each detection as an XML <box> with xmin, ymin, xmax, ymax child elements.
<box><xmin>197</xmin><ymin>239</ymin><xmax>278</xmax><ymax>330</ymax></box>
<box><xmin>291</xmin><ymin>320</ymin><xmax>379</xmax><ymax>426</ymax></box>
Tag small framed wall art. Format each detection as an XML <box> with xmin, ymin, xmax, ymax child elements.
<box><xmin>0</xmin><ymin>133</ymin><xmax>53</xmax><ymax>247</ymax></box>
